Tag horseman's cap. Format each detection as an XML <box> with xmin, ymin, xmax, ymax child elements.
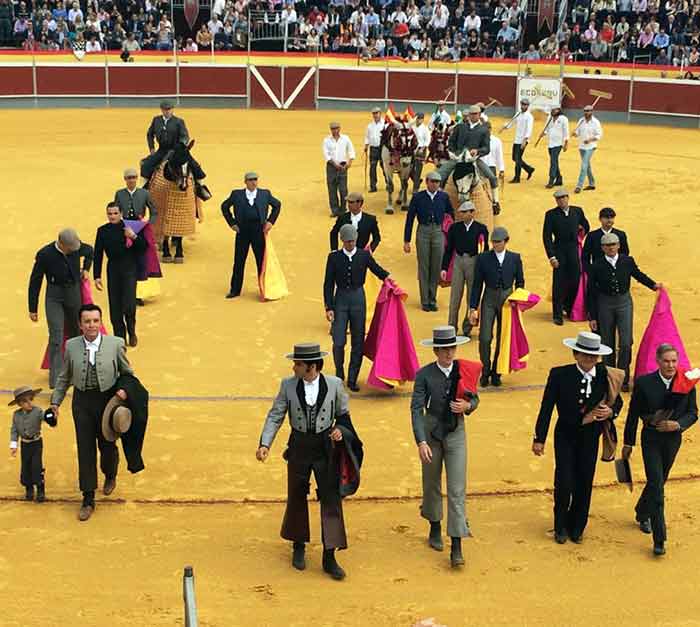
<box><xmin>426</xmin><ymin>171</ymin><xmax>442</xmax><ymax>182</ymax></box>
<box><xmin>123</xmin><ymin>167</ymin><xmax>138</xmax><ymax>178</ymax></box>
<box><xmin>458</xmin><ymin>201</ymin><xmax>476</xmax><ymax>212</ymax></box>
<box><xmin>416</xmin><ymin>111</ymin><xmax>425</xmax><ymax>119</ymax></box>
<box><xmin>371</xmin><ymin>106</ymin><xmax>382</xmax><ymax>113</ymax></box>
<box><xmin>57</xmin><ymin>228</ymin><xmax>81</xmax><ymax>253</ymax></box>
<box><xmin>244</xmin><ymin>171</ymin><xmax>258</xmax><ymax>180</ymax></box>
<box><xmin>347</xmin><ymin>192</ymin><xmax>363</xmax><ymax>202</ymax></box>
<box><xmin>583</xmin><ymin>104</ymin><xmax>594</xmax><ymax>111</ymax></box>
<box><xmin>520</xmin><ymin>98</ymin><xmax>530</xmax><ymax>105</ymax></box>
<box><xmin>467</xmin><ymin>105</ymin><xmax>481</xmax><ymax>114</ymax></box>
<box><xmin>601</xmin><ymin>232</ymin><xmax>620</xmax><ymax>245</ymax></box>
<box><xmin>160</xmin><ymin>99</ymin><xmax>174</xmax><ymax>109</ymax></box>
<box><xmin>329</xmin><ymin>121</ymin><xmax>341</xmax><ymax>129</ymax></box>
<box><xmin>437</xmin><ymin>100</ymin><xmax>446</xmax><ymax>106</ymax></box>
<box><xmin>491</xmin><ymin>226</ymin><xmax>509</xmax><ymax>241</ymax></box>
<box><xmin>553</xmin><ymin>188</ymin><xmax>569</xmax><ymax>198</ymax></box>
<box><xmin>339</xmin><ymin>224</ymin><xmax>358</xmax><ymax>242</ymax></box>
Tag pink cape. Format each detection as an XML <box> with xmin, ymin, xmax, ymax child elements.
<box><xmin>495</xmin><ymin>288</ymin><xmax>541</xmax><ymax>375</ymax></box>
<box><xmin>40</xmin><ymin>279</ymin><xmax>108</xmax><ymax>369</ymax></box>
<box><xmin>570</xmin><ymin>229</ymin><xmax>588</xmax><ymax>321</ymax></box>
<box><xmin>363</xmin><ymin>279</ymin><xmax>420</xmax><ymax>390</ymax></box>
<box><xmin>634</xmin><ymin>287</ymin><xmax>690</xmax><ymax>379</ymax></box>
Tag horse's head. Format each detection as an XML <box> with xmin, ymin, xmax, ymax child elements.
<box><xmin>165</xmin><ymin>140</ymin><xmax>194</xmax><ymax>191</ymax></box>
<box><xmin>453</xmin><ymin>160</ymin><xmax>478</xmax><ymax>200</ymax></box>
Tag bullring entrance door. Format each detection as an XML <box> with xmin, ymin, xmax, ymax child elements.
<box><xmin>249</xmin><ymin>66</ymin><xmax>316</xmax><ymax>110</ymax></box>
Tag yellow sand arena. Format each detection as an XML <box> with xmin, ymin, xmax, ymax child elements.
<box><xmin>1</xmin><ymin>109</ymin><xmax>700</xmax><ymax>626</ymax></box>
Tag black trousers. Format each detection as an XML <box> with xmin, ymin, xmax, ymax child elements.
<box><xmin>141</xmin><ymin>147</ymin><xmax>206</xmax><ymax>181</ymax></box>
<box><xmin>281</xmin><ymin>430</ymin><xmax>347</xmax><ymax>550</ymax></box>
<box><xmin>229</xmin><ymin>221</ymin><xmax>265</xmax><ymax>296</ymax></box>
<box><xmin>512</xmin><ymin>143</ymin><xmax>533</xmax><ymax>180</ymax></box>
<box><xmin>20</xmin><ymin>439</ymin><xmax>44</xmax><ymax>487</ymax></box>
<box><xmin>369</xmin><ymin>145</ymin><xmax>382</xmax><ymax>191</ymax></box>
<box><xmin>107</xmin><ymin>261</ymin><xmax>137</xmax><ymax>340</ymax></box>
<box><xmin>553</xmin><ymin>422</ymin><xmax>601</xmax><ymax>537</ymax></box>
<box><xmin>331</xmin><ymin>288</ymin><xmax>366</xmax><ymax>385</ymax></box>
<box><xmin>635</xmin><ymin>428</ymin><xmax>682</xmax><ymax>543</ymax></box>
<box><xmin>72</xmin><ymin>388</ymin><xmax>119</xmax><ymax>494</ymax></box>
<box><xmin>552</xmin><ymin>247</ymin><xmax>580</xmax><ymax>319</ymax></box>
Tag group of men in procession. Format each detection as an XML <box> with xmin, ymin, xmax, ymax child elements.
<box><xmin>17</xmin><ymin>97</ymin><xmax>696</xmax><ymax>584</ymax></box>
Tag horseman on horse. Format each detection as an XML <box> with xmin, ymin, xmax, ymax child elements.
<box><xmin>141</xmin><ymin>100</ymin><xmax>211</xmax><ymax>201</ymax></box>
<box><xmin>380</xmin><ymin>114</ymin><xmax>418</xmax><ymax>214</ymax></box>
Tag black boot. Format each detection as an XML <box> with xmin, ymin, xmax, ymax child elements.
<box><xmin>333</xmin><ymin>346</ymin><xmax>345</xmax><ymax>381</ymax></box>
<box><xmin>36</xmin><ymin>483</ymin><xmax>46</xmax><ymax>503</ymax></box>
<box><xmin>322</xmin><ymin>549</ymin><xmax>346</xmax><ymax>580</ymax></box>
<box><xmin>653</xmin><ymin>541</ymin><xmax>666</xmax><ymax>556</ymax></box>
<box><xmin>161</xmin><ymin>238</ymin><xmax>172</xmax><ymax>262</ymax></box>
<box><xmin>292</xmin><ymin>542</ymin><xmax>306</xmax><ymax>570</ymax></box>
<box><xmin>491</xmin><ymin>372</ymin><xmax>502</xmax><ymax>387</ymax></box>
<box><xmin>195</xmin><ymin>182</ymin><xmax>212</xmax><ymax>201</ymax></box>
<box><xmin>24</xmin><ymin>486</ymin><xmax>34</xmax><ymax>501</ymax></box>
<box><xmin>450</xmin><ymin>537</ymin><xmax>465</xmax><ymax>567</ymax></box>
<box><xmin>174</xmin><ymin>237</ymin><xmax>184</xmax><ymax>263</ymax></box>
<box><xmin>428</xmin><ymin>521</ymin><xmax>444</xmax><ymax>551</ymax></box>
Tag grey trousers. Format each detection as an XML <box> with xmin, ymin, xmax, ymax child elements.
<box><xmin>448</xmin><ymin>253</ymin><xmax>476</xmax><ymax>336</ymax></box>
<box><xmin>331</xmin><ymin>288</ymin><xmax>366</xmax><ymax>385</ymax></box>
<box><xmin>476</xmin><ymin>159</ymin><xmax>498</xmax><ymax>189</ymax></box>
<box><xmin>46</xmin><ymin>283</ymin><xmax>81</xmax><ymax>388</ymax></box>
<box><xmin>412</xmin><ymin>158</ymin><xmax>425</xmax><ymax>191</ymax></box>
<box><xmin>436</xmin><ymin>159</ymin><xmax>457</xmax><ymax>186</ymax></box>
<box><xmin>478</xmin><ymin>287</ymin><xmax>512</xmax><ymax>376</ymax></box>
<box><xmin>416</xmin><ymin>223</ymin><xmax>444</xmax><ymax>308</ymax></box>
<box><xmin>597</xmin><ymin>292</ymin><xmax>633</xmax><ymax>382</ymax></box>
<box><xmin>326</xmin><ymin>161</ymin><xmax>348</xmax><ymax>216</ymax></box>
<box><xmin>420</xmin><ymin>412</ymin><xmax>469</xmax><ymax>538</ymax></box>
<box><xmin>369</xmin><ymin>146</ymin><xmax>382</xmax><ymax>191</ymax></box>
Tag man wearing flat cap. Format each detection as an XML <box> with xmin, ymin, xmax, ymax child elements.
<box><xmin>329</xmin><ymin>192</ymin><xmax>381</xmax><ymax>252</ymax></box>
<box><xmin>28</xmin><ymin>228</ymin><xmax>94</xmax><ymax>388</ymax></box>
<box><xmin>114</xmin><ymin>167</ymin><xmax>157</xmax><ymax>224</ymax></box>
<box><xmin>469</xmin><ymin>226</ymin><xmax>525</xmax><ymax>387</ymax></box>
<box><xmin>404</xmin><ymin>170</ymin><xmax>454</xmax><ymax>312</ymax></box>
<box><xmin>412</xmin><ymin>111</ymin><xmax>431</xmax><ymax>194</ymax></box>
<box><xmin>257</xmin><ymin>342</ymin><xmax>362</xmax><ymax>580</ymax></box>
<box><xmin>364</xmin><ymin>107</ymin><xmax>386</xmax><ymax>193</ymax></box>
<box><xmin>586</xmin><ymin>232</ymin><xmax>661</xmax><ymax>391</ymax></box>
<box><xmin>323</xmin><ymin>121</ymin><xmax>356</xmax><ymax>217</ymax></box>
<box><xmin>324</xmin><ymin>224</ymin><xmax>390</xmax><ymax>392</ymax></box>
<box><xmin>581</xmin><ymin>207</ymin><xmax>630</xmax><ymax>274</ymax></box>
<box><xmin>140</xmin><ymin>100</ymin><xmax>210</xmax><ymax>200</ymax></box>
<box><xmin>441</xmin><ymin>201</ymin><xmax>489</xmax><ymax>340</ymax></box>
<box><xmin>573</xmin><ymin>104</ymin><xmax>603</xmax><ymax>194</ymax></box>
<box><xmin>411</xmin><ymin>325</ymin><xmax>481</xmax><ymax>568</ymax></box>
<box><xmin>430</xmin><ymin>100</ymin><xmax>451</xmax><ymax>129</ymax></box>
<box><xmin>533</xmin><ymin>331</ymin><xmax>623</xmax><ymax>544</ymax></box>
<box><xmin>542</xmin><ymin>189</ymin><xmax>590</xmax><ymax>325</ymax></box>
<box><xmin>221</xmin><ymin>172</ymin><xmax>282</xmax><ymax>299</ymax></box>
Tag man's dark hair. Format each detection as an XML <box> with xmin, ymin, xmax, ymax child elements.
<box><xmin>107</xmin><ymin>201</ymin><xmax>121</xmax><ymax>211</ymax></box>
<box><xmin>303</xmin><ymin>359</ymin><xmax>324</xmax><ymax>372</ymax></box>
<box><xmin>599</xmin><ymin>207</ymin><xmax>616</xmax><ymax>218</ymax></box>
<box><xmin>79</xmin><ymin>303</ymin><xmax>102</xmax><ymax>320</ymax></box>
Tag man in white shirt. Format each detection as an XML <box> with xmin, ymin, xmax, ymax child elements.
<box><xmin>544</xmin><ymin>105</ymin><xmax>569</xmax><ymax>188</ymax></box>
<box><xmin>85</xmin><ymin>36</ymin><xmax>101</xmax><ymax>52</ymax></box>
<box><xmin>508</xmin><ymin>98</ymin><xmax>534</xmax><ymax>182</ymax></box>
<box><xmin>429</xmin><ymin>0</ymin><xmax>449</xmax><ymax>38</ymax></box>
<box><xmin>463</xmin><ymin>9</ymin><xmax>481</xmax><ymax>33</ymax></box>
<box><xmin>323</xmin><ymin>121</ymin><xmax>356</xmax><ymax>217</ymax></box>
<box><xmin>573</xmin><ymin>104</ymin><xmax>603</xmax><ymax>193</ymax></box>
<box><xmin>364</xmin><ymin>107</ymin><xmax>385</xmax><ymax>193</ymax></box>
<box><xmin>482</xmin><ymin>121</ymin><xmax>505</xmax><ymax>185</ymax></box>
<box><xmin>411</xmin><ymin>111</ymin><xmax>431</xmax><ymax>193</ymax></box>
<box><xmin>430</xmin><ymin>101</ymin><xmax>452</xmax><ymax>129</ymax></box>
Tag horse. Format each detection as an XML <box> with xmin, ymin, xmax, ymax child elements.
<box><xmin>380</xmin><ymin>122</ymin><xmax>418</xmax><ymax>214</ymax></box>
<box><xmin>444</xmin><ymin>148</ymin><xmax>495</xmax><ymax>231</ymax></box>
<box><xmin>148</xmin><ymin>142</ymin><xmax>205</xmax><ymax>263</ymax></box>
<box><xmin>427</xmin><ymin>121</ymin><xmax>453</xmax><ymax>169</ymax></box>
<box><xmin>450</xmin><ymin>149</ymin><xmax>482</xmax><ymax>203</ymax></box>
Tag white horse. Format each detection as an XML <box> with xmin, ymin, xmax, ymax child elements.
<box><xmin>449</xmin><ymin>149</ymin><xmax>482</xmax><ymax>203</ymax></box>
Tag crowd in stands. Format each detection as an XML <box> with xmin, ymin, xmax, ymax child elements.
<box><xmin>0</xmin><ymin>0</ymin><xmax>698</xmax><ymax>65</ymax></box>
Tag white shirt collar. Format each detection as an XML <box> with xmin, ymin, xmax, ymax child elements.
<box><xmin>605</xmin><ymin>254</ymin><xmax>619</xmax><ymax>267</ymax></box>
<box><xmin>245</xmin><ymin>188</ymin><xmax>257</xmax><ymax>204</ymax></box>
<box><xmin>162</xmin><ymin>115</ymin><xmax>169</xmax><ymax>124</ymax></box>
<box><xmin>576</xmin><ymin>363</ymin><xmax>596</xmax><ymax>396</ymax></box>
<box><xmin>659</xmin><ymin>372</ymin><xmax>673</xmax><ymax>389</ymax></box>
<box><xmin>426</xmin><ymin>189</ymin><xmax>438</xmax><ymax>200</ymax></box>
<box><xmin>468</xmin><ymin>121</ymin><xmax>479</xmax><ymax>129</ymax></box>
<box><xmin>127</xmin><ymin>187</ymin><xmax>136</xmax><ymax>196</ymax></box>
<box><xmin>54</xmin><ymin>242</ymin><xmax>66</xmax><ymax>255</ymax></box>
<box><xmin>343</xmin><ymin>247</ymin><xmax>357</xmax><ymax>260</ymax></box>
<box><xmin>561</xmin><ymin>206</ymin><xmax>570</xmax><ymax>216</ymax></box>
<box><xmin>495</xmin><ymin>249</ymin><xmax>506</xmax><ymax>264</ymax></box>
<box><xmin>84</xmin><ymin>333</ymin><xmax>102</xmax><ymax>365</ymax></box>
<box><xmin>464</xmin><ymin>219</ymin><xmax>474</xmax><ymax>231</ymax></box>
<box><xmin>350</xmin><ymin>211</ymin><xmax>362</xmax><ymax>227</ymax></box>
<box><xmin>303</xmin><ymin>374</ymin><xmax>320</xmax><ymax>405</ymax></box>
<box><xmin>601</xmin><ymin>227</ymin><xmax>612</xmax><ymax>234</ymax></box>
<box><xmin>436</xmin><ymin>361</ymin><xmax>453</xmax><ymax>377</ymax></box>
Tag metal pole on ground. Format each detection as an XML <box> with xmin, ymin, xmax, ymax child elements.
<box><xmin>183</xmin><ymin>566</ymin><xmax>198</xmax><ymax>627</ymax></box>
<box><xmin>384</xmin><ymin>54</ymin><xmax>389</xmax><ymax>110</ymax></box>
<box><xmin>314</xmin><ymin>49</ymin><xmax>319</xmax><ymax>110</ymax></box>
<box><xmin>104</xmin><ymin>52</ymin><xmax>110</xmax><ymax>107</ymax></box>
<box><xmin>31</xmin><ymin>50</ymin><xmax>37</xmax><ymax>107</ymax></box>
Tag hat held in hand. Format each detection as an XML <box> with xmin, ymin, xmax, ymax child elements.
<box><xmin>102</xmin><ymin>396</ymin><xmax>133</xmax><ymax>442</ymax></box>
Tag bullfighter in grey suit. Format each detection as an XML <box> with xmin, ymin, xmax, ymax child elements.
<box><xmin>49</xmin><ymin>304</ymin><xmax>134</xmax><ymax>522</ymax></box>
<box><xmin>256</xmin><ymin>343</ymin><xmax>354</xmax><ymax>580</ymax></box>
<box><xmin>411</xmin><ymin>326</ymin><xmax>480</xmax><ymax>568</ymax></box>
<box><xmin>114</xmin><ymin>167</ymin><xmax>157</xmax><ymax>224</ymax></box>
<box><xmin>221</xmin><ymin>171</ymin><xmax>282</xmax><ymax>299</ymax></box>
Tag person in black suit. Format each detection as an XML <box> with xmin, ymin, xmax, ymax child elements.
<box><xmin>533</xmin><ymin>332</ymin><xmax>623</xmax><ymax>544</ymax></box>
<box><xmin>542</xmin><ymin>189</ymin><xmax>590</xmax><ymax>325</ymax></box>
<box><xmin>582</xmin><ymin>207</ymin><xmax>630</xmax><ymax>273</ymax></box>
<box><xmin>329</xmin><ymin>192</ymin><xmax>381</xmax><ymax>252</ymax></box>
<box><xmin>324</xmin><ymin>224</ymin><xmax>390</xmax><ymax>392</ymax></box>
<box><xmin>622</xmin><ymin>343</ymin><xmax>698</xmax><ymax>556</ymax></box>
<box><xmin>221</xmin><ymin>172</ymin><xmax>282</xmax><ymax>299</ymax></box>
<box><xmin>587</xmin><ymin>232</ymin><xmax>660</xmax><ymax>391</ymax></box>
<box><xmin>468</xmin><ymin>226</ymin><xmax>524</xmax><ymax>387</ymax></box>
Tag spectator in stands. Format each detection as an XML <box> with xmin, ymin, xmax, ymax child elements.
<box><xmin>464</xmin><ymin>8</ymin><xmax>481</xmax><ymax>33</ymax></box>
<box><xmin>13</xmin><ymin>15</ymin><xmax>29</xmax><ymax>43</ymax></box>
<box><xmin>496</xmin><ymin>19</ymin><xmax>518</xmax><ymax>53</ymax></box>
<box><xmin>123</xmin><ymin>32</ymin><xmax>140</xmax><ymax>53</ymax></box>
<box><xmin>434</xmin><ymin>37</ymin><xmax>451</xmax><ymax>59</ymax></box>
<box><xmin>539</xmin><ymin>33</ymin><xmax>558</xmax><ymax>58</ymax></box>
<box><xmin>590</xmin><ymin>33</ymin><xmax>609</xmax><ymax>59</ymax></box>
<box><xmin>525</xmin><ymin>42</ymin><xmax>541</xmax><ymax>60</ymax></box>
<box><xmin>653</xmin><ymin>26</ymin><xmax>670</xmax><ymax>56</ymax></box>
<box><xmin>156</xmin><ymin>16</ymin><xmax>171</xmax><ymax>51</ymax></box>
<box><xmin>307</xmin><ymin>28</ymin><xmax>320</xmax><ymax>51</ymax></box>
<box><xmin>68</xmin><ymin>1</ymin><xmax>82</xmax><ymax>25</ymax></box>
<box><xmin>196</xmin><ymin>24</ymin><xmax>212</xmax><ymax>49</ymax></box>
<box><xmin>632</xmin><ymin>0</ymin><xmax>648</xmax><ymax>15</ymax></box>
<box><xmin>572</xmin><ymin>0</ymin><xmax>589</xmax><ymax>25</ymax></box>
<box><xmin>654</xmin><ymin>47</ymin><xmax>670</xmax><ymax>62</ymax></box>
<box><xmin>689</xmin><ymin>45</ymin><xmax>700</xmax><ymax>64</ymax></box>
<box><xmin>86</xmin><ymin>34</ymin><xmax>101</xmax><ymax>52</ymax></box>
<box><xmin>584</xmin><ymin>20</ymin><xmax>598</xmax><ymax>56</ymax></box>
<box><xmin>141</xmin><ymin>23</ymin><xmax>156</xmax><ymax>50</ymax></box>
<box><xmin>1</xmin><ymin>0</ymin><xmax>15</xmax><ymax>45</ymax></box>
<box><xmin>183</xmin><ymin>37</ymin><xmax>198</xmax><ymax>52</ymax></box>
<box><xmin>429</xmin><ymin>0</ymin><xmax>450</xmax><ymax>41</ymax></box>
<box><xmin>637</xmin><ymin>23</ymin><xmax>655</xmax><ymax>55</ymax></box>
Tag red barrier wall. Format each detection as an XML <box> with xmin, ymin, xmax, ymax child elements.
<box><xmin>630</xmin><ymin>80</ymin><xmax>700</xmax><ymax>116</ymax></box>
<box><xmin>318</xmin><ymin>68</ymin><xmax>384</xmax><ymax>100</ymax></box>
<box><xmin>179</xmin><ymin>66</ymin><xmax>246</xmax><ymax>96</ymax></box>
<box><xmin>562</xmin><ymin>76</ymin><xmax>630</xmax><ymax>111</ymax></box>
<box><xmin>36</xmin><ymin>65</ymin><xmax>105</xmax><ymax>95</ymax></box>
<box><xmin>0</xmin><ymin>66</ymin><xmax>33</xmax><ymax>95</ymax></box>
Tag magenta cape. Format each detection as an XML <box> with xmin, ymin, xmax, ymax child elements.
<box><xmin>363</xmin><ymin>279</ymin><xmax>420</xmax><ymax>390</ymax></box>
<box><xmin>40</xmin><ymin>279</ymin><xmax>108</xmax><ymax>369</ymax></box>
<box><xmin>495</xmin><ymin>288</ymin><xmax>541</xmax><ymax>375</ymax></box>
<box><xmin>570</xmin><ymin>229</ymin><xmax>588</xmax><ymax>321</ymax></box>
<box><xmin>634</xmin><ymin>287</ymin><xmax>690</xmax><ymax>379</ymax></box>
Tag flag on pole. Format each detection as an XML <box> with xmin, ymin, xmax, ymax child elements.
<box><xmin>184</xmin><ymin>0</ymin><xmax>199</xmax><ymax>31</ymax></box>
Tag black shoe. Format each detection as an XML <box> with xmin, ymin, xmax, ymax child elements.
<box><xmin>491</xmin><ymin>373</ymin><xmax>502</xmax><ymax>387</ymax></box>
<box><xmin>554</xmin><ymin>179</ymin><xmax>563</xmax><ymax>186</ymax></box>
<box><xmin>25</xmin><ymin>486</ymin><xmax>34</xmax><ymax>501</ymax></box>
<box><xmin>429</xmin><ymin>304</ymin><xmax>439</xmax><ymax>312</ymax></box>
<box><xmin>128</xmin><ymin>334</ymin><xmax>138</xmax><ymax>348</ymax></box>
<box><xmin>225</xmin><ymin>292</ymin><xmax>239</xmax><ymax>299</ymax></box>
<box><xmin>653</xmin><ymin>542</ymin><xmax>666</xmax><ymax>556</ymax></box>
<box><xmin>526</xmin><ymin>168</ymin><xmax>535</xmax><ymax>180</ymax></box>
<box><xmin>622</xmin><ymin>382</ymin><xmax>630</xmax><ymax>393</ymax></box>
<box><xmin>639</xmin><ymin>519</ymin><xmax>652</xmax><ymax>534</ymax></box>
<box><xmin>569</xmin><ymin>534</ymin><xmax>582</xmax><ymax>544</ymax></box>
<box><xmin>428</xmin><ymin>521</ymin><xmax>444</xmax><ymax>551</ymax></box>
<box><xmin>555</xmin><ymin>530</ymin><xmax>568</xmax><ymax>544</ymax></box>
<box><xmin>421</xmin><ymin>305</ymin><xmax>431</xmax><ymax>312</ymax></box>
<box><xmin>450</xmin><ymin>537</ymin><xmax>465</xmax><ymax>567</ymax></box>
<box><xmin>36</xmin><ymin>484</ymin><xmax>46</xmax><ymax>503</ymax></box>
<box><xmin>348</xmin><ymin>382</ymin><xmax>360</xmax><ymax>392</ymax></box>
<box><xmin>492</xmin><ymin>202</ymin><xmax>501</xmax><ymax>216</ymax></box>
<box><xmin>574</xmin><ymin>187</ymin><xmax>582</xmax><ymax>194</ymax></box>
<box><xmin>545</xmin><ymin>183</ymin><xmax>554</xmax><ymax>189</ymax></box>
<box><xmin>103</xmin><ymin>477</ymin><xmax>116</xmax><ymax>496</ymax></box>
<box><xmin>162</xmin><ymin>255</ymin><xmax>173</xmax><ymax>263</ymax></box>
<box><xmin>322</xmin><ymin>549</ymin><xmax>346</xmax><ymax>580</ymax></box>
<box><xmin>369</xmin><ymin>187</ymin><xmax>378</xmax><ymax>193</ymax></box>
<box><xmin>136</xmin><ymin>298</ymin><xmax>145</xmax><ymax>307</ymax></box>
<box><xmin>479</xmin><ymin>375</ymin><xmax>490</xmax><ymax>388</ymax></box>
<box><xmin>584</xmin><ymin>185</ymin><xmax>596</xmax><ymax>191</ymax></box>
<box><xmin>292</xmin><ymin>542</ymin><xmax>306</xmax><ymax>570</ymax></box>
<box><xmin>508</xmin><ymin>177</ymin><xmax>520</xmax><ymax>184</ymax></box>
<box><xmin>553</xmin><ymin>317</ymin><xmax>564</xmax><ymax>326</ymax></box>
